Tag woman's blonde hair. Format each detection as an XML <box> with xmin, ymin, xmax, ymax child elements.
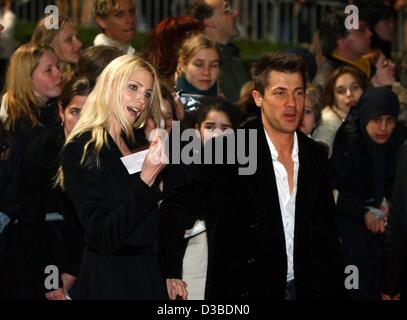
<box><xmin>31</xmin><ymin>15</ymin><xmax>76</xmax><ymax>80</ymax></box>
<box><xmin>176</xmin><ymin>33</ymin><xmax>221</xmax><ymax>79</ymax></box>
<box><xmin>3</xmin><ymin>43</ymin><xmax>56</xmax><ymax>131</ymax></box>
<box><xmin>58</xmin><ymin>55</ymin><xmax>164</xmax><ymax>187</ymax></box>
<box><xmin>31</xmin><ymin>15</ymin><xmax>71</xmax><ymax>47</ymax></box>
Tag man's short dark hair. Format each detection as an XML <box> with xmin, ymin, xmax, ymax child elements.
<box><xmin>252</xmin><ymin>53</ymin><xmax>307</xmax><ymax>96</ymax></box>
<box><xmin>319</xmin><ymin>10</ymin><xmax>349</xmax><ymax>57</ymax></box>
<box><xmin>187</xmin><ymin>0</ymin><xmax>214</xmax><ymax>21</ymax></box>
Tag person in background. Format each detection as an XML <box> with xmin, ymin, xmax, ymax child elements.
<box><xmin>393</xmin><ymin>51</ymin><xmax>407</xmax><ymax>127</ymax></box>
<box><xmin>364</xmin><ymin>49</ymin><xmax>396</xmax><ymax>88</ymax></box>
<box><xmin>181</xmin><ymin>97</ymin><xmax>238</xmax><ymax>300</ymax></box>
<box><xmin>283</xmin><ymin>47</ymin><xmax>318</xmax><ymax>83</ymax></box>
<box><xmin>331</xmin><ymin>87</ymin><xmax>405</xmax><ymax>300</ymax></box>
<box><xmin>143</xmin><ymin>84</ymin><xmax>177</xmax><ymax>143</ymax></box>
<box><xmin>314</xmin><ymin>10</ymin><xmax>372</xmax><ymax>90</ymax></box>
<box><xmin>93</xmin><ymin>0</ymin><xmax>137</xmax><ymax>55</ymax></box>
<box><xmin>187</xmin><ymin>0</ymin><xmax>250</xmax><ymax>103</ymax></box>
<box><xmin>76</xmin><ymin>45</ymin><xmax>123</xmax><ymax>81</ymax></box>
<box><xmin>176</xmin><ymin>33</ymin><xmax>221</xmax><ymax>99</ymax></box>
<box><xmin>299</xmin><ymin>86</ymin><xmax>322</xmax><ymax>137</ymax></box>
<box><xmin>175</xmin><ymin>33</ymin><xmax>222</xmax><ymax>130</ymax></box>
<box><xmin>31</xmin><ymin>15</ymin><xmax>82</xmax><ymax>82</ymax></box>
<box><xmin>313</xmin><ymin>66</ymin><xmax>371</xmax><ymax>156</ymax></box>
<box><xmin>12</xmin><ymin>77</ymin><xmax>94</xmax><ymax>300</ymax></box>
<box><xmin>56</xmin><ymin>0</ymin><xmax>82</xmax><ymax>25</ymax></box>
<box><xmin>142</xmin><ymin>16</ymin><xmax>204</xmax><ymax>88</ymax></box>
<box><xmin>0</xmin><ymin>43</ymin><xmax>62</xmax><ymax>299</ymax></box>
<box><xmin>236</xmin><ymin>80</ymin><xmax>259</xmax><ymax>126</ymax></box>
<box><xmin>354</xmin><ymin>1</ymin><xmax>396</xmax><ymax>59</ymax></box>
<box><xmin>0</xmin><ymin>0</ymin><xmax>17</xmax><ymax>91</ymax></box>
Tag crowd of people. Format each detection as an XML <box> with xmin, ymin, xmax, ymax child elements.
<box><xmin>0</xmin><ymin>0</ymin><xmax>407</xmax><ymax>300</ymax></box>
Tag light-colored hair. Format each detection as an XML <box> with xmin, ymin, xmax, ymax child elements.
<box><xmin>3</xmin><ymin>43</ymin><xmax>56</xmax><ymax>131</ymax></box>
<box><xmin>31</xmin><ymin>15</ymin><xmax>71</xmax><ymax>47</ymax></box>
<box><xmin>31</xmin><ymin>15</ymin><xmax>75</xmax><ymax>80</ymax></box>
<box><xmin>176</xmin><ymin>33</ymin><xmax>221</xmax><ymax>78</ymax></box>
<box><xmin>58</xmin><ymin>55</ymin><xmax>164</xmax><ymax>187</ymax></box>
<box><xmin>94</xmin><ymin>0</ymin><xmax>137</xmax><ymax>18</ymax></box>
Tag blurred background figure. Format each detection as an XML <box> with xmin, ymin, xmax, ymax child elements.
<box><xmin>93</xmin><ymin>0</ymin><xmax>137</xmax><ymax>55</ymax></box>
<box><xmin>12</xmin><ymin>77</ymin><xmax>94</xmax><ymax>300</ymax></box>
<box><xmin>143</xmin><ymin>15</ymin><xmax>204</xmax><ymax>88</ymax></box>
<box><xmin>236</xmin><ymin>80</ymin><xmax>259</xmax><ymax>127</ymax></box>
<box><xmin>0</xmin><ymin>43</ymin><xmax>62</xmax><ymax>299</ymax></box>
<box><xmin>0</xmin><ymin>0</ymin><xmax>17</xmax><ymax>92</ymax></box>
<box><xmin>314</xmin><ymin>10</ymin><xmax>372</xmax><ymax>90</ymax></box>
<box><xmin>283</xmin><ymin>47</ymin><xmax>318</xmax><ymax>83</ymax></box>
<box><xmin>364</xmin><ymin>49</ymin><xmax>396</xmax><ymax>88</ymax></box>
<box><xmin>76</xmin><ymin>45</ymin><xmax>123</xmax><ymax>81</ymax></box>
<box><xmin>187</xmin><ymin>0</ymin><xmax>249</xmax><ymax>103</ymax></box>
<box><xmin>354</xmin><ymin>0</ymin><xmax>397</xmax><ymax>59</ymax></box>
<box><xmin>56</xmin><ymin>0</ymin><xmax>81</xmax><ymax>25</ymax></box>
<box><xmin>299</xmin><ymin>86</ymin><xmax>322</xmax><ymax>138</ymax></box>
<box><xmin>313</xmin><ymin>66</ymin><xmax>371</xmax><ymax>156</ymax></box>
<box><xmin>176</xmin><ymin>34</ymin><xmax>221</xmax><ymax>97</ymax></box>
<box><xmin>31</xmin><ymin>15</ymin><xmax>83</xmax><ymax>82</ymax></box>
<box><xmin>392</xmin><ymin>51</ymin><xmax>407</xmax><ymax>127</ymax></box>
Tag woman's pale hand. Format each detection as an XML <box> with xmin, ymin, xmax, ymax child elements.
<box><xmin>140</xmin><ymin>135</ymin><xmax>167</xmax><ymax>187</ymax></box>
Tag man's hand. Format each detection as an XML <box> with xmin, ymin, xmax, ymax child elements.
<box><xmin>166</xmin><ymin>278</ymin><xmax>188</xmax><ymax>300</ymax></box>
<box><xmin>364</xmin><ymin>211</ymin><xmax>385</xmax><ymax>234</ymax></box>
<box><xmin>381</xmin><ymin>292</ymin><xmax>400</xmax><ymax>300</ymax></box>
<box><xmin>45</xmin><ymin>287</ymin><xmax>68</xmax><ymax>300</ymax></box>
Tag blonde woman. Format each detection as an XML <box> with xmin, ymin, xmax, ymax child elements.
<box><xmin>0</xmin><ymin>43</ymin><xmax>62</xmax><ymax>299</ymax></box>
<box><xmin>31</xmin><ymin>15</ymin><xmax>82</xmax><ymax>81</ymax></box>
<box><xmin>59</xmin><ymin>55</ymin><xmax>186</xmax><ymax>300</ymax></box>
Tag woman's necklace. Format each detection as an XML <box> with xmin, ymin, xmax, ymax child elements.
<box><xmin>332</xmin><ymin>105</ymin><xmax>348</xmax><ymax>122</ymax></box>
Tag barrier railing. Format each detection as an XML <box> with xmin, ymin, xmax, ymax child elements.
<box><xmin>13</xmin><ymin>0</ymin><xmax>407</xmax><ymax>54</ymax></box>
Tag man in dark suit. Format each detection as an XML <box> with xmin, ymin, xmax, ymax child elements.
<box><xmin>160</xmin><ymin>53</ymin><xmax>345</xmax><ymax>300</ymax></box>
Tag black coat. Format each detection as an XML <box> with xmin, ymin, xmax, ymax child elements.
<box><xmin>14</xmin><ymin>125</ymin><xmax>84</xmax><ymax>298</ymax></box>
<box><xmin>331</xmin><ymin>118</ymin><xmax>405</xmax><ymax>299</ymax></box>
<box><xmin>0</xmin><ymin>101</ymin><xmax>59</xmax><ymax>299</ymax></box>
<box><xmin>382</xmin><ymin>141</ymin><xmax>407</xmax><ymax>295</ymax></box>
<box><xmin>160</xmin><ymin>120</ymin><xmax>344</xmax><ymax>300</ymax></box>
<box><xmin>0</xmin><ymin>99</ymin><xmax>59</xmax><ymax>222</ymax></box>
<box><xmin>61</xmin><ymin>131</ymin><xmax>167</xmax><ymax>300</ymax></box>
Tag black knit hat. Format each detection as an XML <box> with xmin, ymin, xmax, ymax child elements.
<box><xmin>358</xmin><ymin>87</ymin><xmax>399</xmax><ymax>129</ymax></box>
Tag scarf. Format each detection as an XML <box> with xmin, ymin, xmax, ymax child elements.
<box><xmin>175</xmin><ymin>74</ymin><xmax>218</xmax><ymax>96</ymax></box>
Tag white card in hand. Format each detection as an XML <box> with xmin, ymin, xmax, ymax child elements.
<box><xmin>120</xmin><ymin>149</ymin><xmax>149</xmax><ymax>174</ymax></box>
<box><xmin>184</xmin><ymin>220</ymin><xmax>206</xmax><ymax>238</ymax></box>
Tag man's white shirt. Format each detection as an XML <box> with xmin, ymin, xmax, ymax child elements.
<box><xmin>264</xmin><ymin>129</ymin><xmax>299</xmax><ymax>282</ymax></box>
